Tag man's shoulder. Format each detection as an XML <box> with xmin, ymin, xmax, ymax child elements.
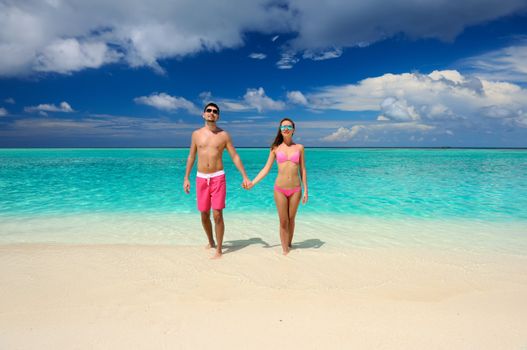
<box><xmin>194</xmin><ymin>127</ymin><xmax>230</xmax><ymax>143</ymax></box>
<box><xmin>193</xmin><ymin>127</ymin><xmax>210</xmax><ymax>137</ymax></box>
<box><xmin>210</xmin><ymin>127</ymin><xmax>229</xmax><ymax>139</ymax></box>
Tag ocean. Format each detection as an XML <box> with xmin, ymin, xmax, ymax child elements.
<box><xmin>1</xmin><ymin>148</ymin><xmax>526</xmax><ymax>253</ymax></box>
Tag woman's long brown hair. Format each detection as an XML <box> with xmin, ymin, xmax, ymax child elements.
<box><xmin>270</xmin><ymin>118</ymin><xmax>295</xmax><ymax>149</ymax></box>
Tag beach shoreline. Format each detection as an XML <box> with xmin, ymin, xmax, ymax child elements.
<box><xmin>2</xmin><ymin>213</ymin><xmax>526</xmax><ymax>256</ymax></box>
<box><xmin>1</xmin><ymin>243</ymin><xmax>526</xmax><ymax>349</ymax></box>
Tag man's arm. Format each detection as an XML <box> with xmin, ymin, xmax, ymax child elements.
<box><xmin>225</xmin><ymin>132</ymin><xmax>250</xmax><ymax>187</ymax></box>
<box><xmin>183</xmin><ymin>132</ymin><xmax>197</xmax><ymax>194</ymax></box>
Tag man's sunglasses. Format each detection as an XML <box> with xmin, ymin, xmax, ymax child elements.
<box><xmin>205</xmin><ymin>108</ymin><xmax>219</xmax><ymax>115</ymax></box>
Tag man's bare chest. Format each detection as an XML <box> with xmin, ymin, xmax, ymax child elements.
<box><xmin>197</xmin><ymin>135</ymin><xmax>226</xmax><ymax>151</ymax></box>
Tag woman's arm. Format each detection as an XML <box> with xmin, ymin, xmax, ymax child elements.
<box><xmin>249</xmin><ymin>149</ymin><xmax>276</xmax><ymax>188</ymax></box>
<box><xmin>299</xmin><ymin>145</ymin><xmax>308</xmax><ymax>204</ymax></box>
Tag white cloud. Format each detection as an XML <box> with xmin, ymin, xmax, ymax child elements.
<box><xmin>134</xmin><ymin>93</ymin><xmax>199</xmax><ymax>114</ymax></box>
<box><xmin>246</xmin><ymin>116</ymin><xmax>269</xmax><ymax>120</ymax></box>
<box><xmin>24</xmin><ymin>101</ymin><xmax>74</xmax><ymax>114</ymax></box>
<box><xmin>0</xmin><ymin>1</ymin><xmax>291</xmax><ymax>76</ymax></box>
<box><xmin>428</xmin><ymin>70</ymin><xmax>464</xmax><ymax>84</ymax></box>
<box><xmin>4</xmin><ymin>98</ymin><xmax>15</xmax><ymax>104</ymax></box>
<box><xmin>199</xmin><ymin>91</ymin><xmax>251</xmax><ymax>112</ymax></box>
<box><xmin>481</xmin><ymin>105</ymin><xmax>516</xmax><ymax>119</ymax></box>
<box><xmin>322</xmin><ymin>125</ymin><xmax>364</xmax><ymax>142</ymax></box>
<box><xmin>303</xmin><ymin>70</ymin><xmax>527</xmax><ymax>128</ymax></box>
<box><xmin>276</xmin><ymin>52</ymin><xmax>299</xmax><ymax>69</ymax></box>
<box><xmin>322</xmin><ymin>123</ymin><xmax>435</xmax><ymax>142</ymax></box>
<box><xmin>249</xmin><ymin>53</ymin><xmax>267</xmax><ymax>59</ymax></box>
<box><xmin>272</xmin><ymin>35</ymin><xmax>279</xmax><ymax>42</ymax></box>
<box><xmin>459</xmin><ymin>40</ymin><xmax>527</xmax><ymax>82</ymax></box>
<box><xmin>287</xmin><ymin>91</ymin><xmax>308</xmax><ymax>105</ymax></box>
<box><xmin>380</xmin><ymin>97</ymin><xmax>420</xmax><ymax>121</ymax></box>
<box><xmin>221</xmin><ymin>101</ymin><xmax>251</xmax><ymax>112</ymax></box>
<box><xmin>0</xmin><ymin>107</ymin><xmax>7</xmax><ymax>116</ymax></box>
<box><xmin>1</xmin><ymin>1</ymin><xmax>526</xmax><ymax>75</ymax></box>
<box><xmin>287</xmin><ymin>0</ymin><xmax>527</xmax><ymax>52</ymax></box>
<box><xmin>199</xmin><ymin>91</ymin><xmax>212</xmax><ymax>104</ymax></box>
<box><xmin>210</xmin><ymin>87</ymin><xmax>286</xmax><ymax>112</ymax></box>
<box><xmin>514</xmin><ymin>114</ymin><xmax>527</xmax><ymax>128</ymax></box>
<box><xmin>243</xmin><ymin>88</ymin><xmax>286</xmax><ymax>112</ymax></box>
<box><xmin>3</xmin><ymin>114</ymin><xmax>201</xmax><ymax>140</ymax></box>
<box><xmin>34</xmin><ymin>39</ymin><xmax>122</xmax><ymax>74</ymax></box>
<box><xmin>303</xmin><ymin>48</ymin><xmax>342</xmax><ymax>61</ymax></box>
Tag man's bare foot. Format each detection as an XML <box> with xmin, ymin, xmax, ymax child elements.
<box><xmin>205</xmin><ymin>243</ymin><xmax>216</xmax><ymax>249</ymax></box>
<box><xmin>210</xmin><ymin>250</ymin><xmax>222</xmax><ymax>259</ymax></box>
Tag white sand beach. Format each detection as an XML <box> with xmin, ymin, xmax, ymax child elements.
<box><xmin>1</xmin><ymin>243</ymin><xmax>526</xmax><ymax>349</ymax></box>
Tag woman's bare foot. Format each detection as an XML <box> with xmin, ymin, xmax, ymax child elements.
<box><xmin>282</xmin><ymin>248</ymin><xmax>290</xmax><ymax>255</ymax></box>
<box><xmin>205</xmin><ymin>242</ymin><xmax>216</xmax><ymax>249</ymax></box>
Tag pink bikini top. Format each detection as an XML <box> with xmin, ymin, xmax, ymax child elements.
<box><xmin>276</xmin><ymin>150</ymin><xmax>300</xmax><ymax>164</ymax></box>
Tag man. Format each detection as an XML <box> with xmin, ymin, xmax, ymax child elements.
<box><xmin>183</xmin><ymin>102</ymin><xmax>251</xmax><ymax>259</ymax></box>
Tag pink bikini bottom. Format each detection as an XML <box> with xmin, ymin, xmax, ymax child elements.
<box><xmin>274</xmin><ymin>185</ymin><xmax>302</xmax><ymax>198</ymax></box>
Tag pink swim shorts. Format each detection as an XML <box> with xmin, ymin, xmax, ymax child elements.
<box><xmin>196</xmin><ymin>170</ymin><xmax>226</xmax><ymax>212</ymax></box>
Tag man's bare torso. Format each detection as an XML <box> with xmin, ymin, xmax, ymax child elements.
<box><xmin>194</xmin><ymin>127</ymin><xmax>229</xmax><ymax>173</ymax></box>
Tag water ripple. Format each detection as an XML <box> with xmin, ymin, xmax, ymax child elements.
<box><xmin>0</xmin><ymin>148</ymin><xmax>526</xmax><ymax>221</ymax></box>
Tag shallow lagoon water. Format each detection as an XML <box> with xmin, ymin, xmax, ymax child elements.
<box><xmin>1</xmin><ymin>148</ymin><xmax>526</xmax><ymax>252</ymax></box>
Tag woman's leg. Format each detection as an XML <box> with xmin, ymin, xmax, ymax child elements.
<box><xmin>287</xmin><ymin>191</ymin><xmax>302</xmax><ymax>247</ymax></box>
<box><xmin>274</xmin><ymin>190</ymin><xmax>291</xmax><ymax>255</ymax></box>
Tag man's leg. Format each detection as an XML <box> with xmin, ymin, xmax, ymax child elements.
<box><xmin>200</xmin><ymin>210</ymin><xmax>215</xmax><ymax>248</ymax></box>
<box><xmin>211</xmin><ymin>209</ymin><xmax>224</xmax><ymax>258</ymax></box>
<box><xmin>209</xmin><ymin>173</ymin><xmax>226</xmax><ymax>259</ymax></box>
<box><xmin>197</xmin><ymin>175</ymin><xmax>214</xmax><ymax>249</ymax></box>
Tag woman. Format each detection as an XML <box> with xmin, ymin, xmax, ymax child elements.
<box><xmin>248</xmin><ymin>118</ymin><xmax>308</xmax><ymax>255</ymax></box>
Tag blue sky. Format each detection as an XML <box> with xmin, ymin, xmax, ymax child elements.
<box><xmin>1</xmin><ymin>0</ymin><xmax>527</xmax><ymax>147</ymax></box>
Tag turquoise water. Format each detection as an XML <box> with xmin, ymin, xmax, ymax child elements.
<box><xmin>1</xmin><ymin>148</ymin><xmax>527</xmax><ymax>220</ymax></box>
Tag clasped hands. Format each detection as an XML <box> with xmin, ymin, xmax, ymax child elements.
<box><xmin>241</xmin><ymin>178</ymin><xmax>254</xmax><ymax>190</ymax></box>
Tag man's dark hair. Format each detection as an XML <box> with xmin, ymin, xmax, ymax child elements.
<box><xmin>204</xmin><ymin>102</ymin><xmax>220</xmax><ymax>114</ymax></box>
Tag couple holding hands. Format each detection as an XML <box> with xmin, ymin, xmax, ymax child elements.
<box><xmin>183</xmin><ymin>103</ymin><xmax>308</xmax><ymax>258</ymax></box>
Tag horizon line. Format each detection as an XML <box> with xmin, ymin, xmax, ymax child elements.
<box><xmin>1</xmin><ymin>146</ymin><xmax>527</xmax><ymax>150</ymax></box>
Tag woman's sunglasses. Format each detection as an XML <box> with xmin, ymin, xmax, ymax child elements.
<box><xmin>280</xmin><ymin>125</ymin><xmax>294</xmax><ymax>131</ymax></box>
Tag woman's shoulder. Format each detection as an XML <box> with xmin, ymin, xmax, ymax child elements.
<box><xmin>295</xmin><ymin>144</ymin><xmax>304</xmax><ymax>151</ymax></box>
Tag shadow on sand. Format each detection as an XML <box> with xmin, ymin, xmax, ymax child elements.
<box><xmin>222</xmin><ymin>237</ymin><xmax>271</xmax><ymax>254</ymax></box>
<box><xmin>222</xmin><ymin>237</ymin><xmax>325</xmax><ymax>254</ymax></box>
<box><xmin>292</xmin><ymin>238</ymin><xmax>325</xmax><ymax>250</ymax></box>
<box><xmin>262</xmin><ymin>238</ymin><xmax>326</xmax><ymax>250</ymax></box>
